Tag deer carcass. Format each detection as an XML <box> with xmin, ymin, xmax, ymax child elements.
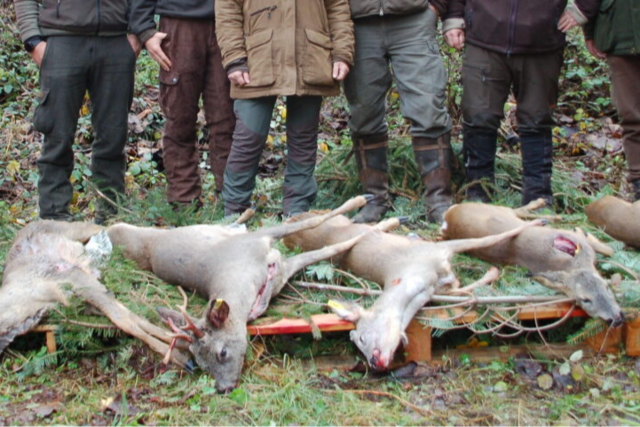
<box><xmin>106</xmin><ymin>196</ymin><xmax>373</xmax><ymax>392</ymax></box>
<box><xmin>586</xmin><ymin>196</ymin><xmax>640</xmax><ymax>249</ymax></box>
<box><xmin>442</xmin><ymin>200</ymin><xmax>624</xmax><ymax>326</ymax></box>
<box><xmin>0</xmin><ymin>220</ymin><xmax>189</xmax><ymax>367</ymax></box>
<box><xmin>282</xmin><ymin>213</ymin><xmax>544</xmax><ymax>370</ymax></box>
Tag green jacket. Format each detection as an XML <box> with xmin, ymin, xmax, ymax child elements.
<box><xmin>14</xmin><ymin>0</ymin><xmax>130</xmax><ymax>43</ymax></box>
<box><xmin>585</xmin><ymin>0</ymin><xmax>640</xmax><ymax>55</ymax></box>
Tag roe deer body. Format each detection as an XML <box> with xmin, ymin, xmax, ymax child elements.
<box><xmin>442</xmin><ymin>201</ymin><xmax>624</xmax><ymax>326</ymax></box>
<box><xmin>586</xmin><ymin>196</ymin><xmax>640</xmax><ymax>249</ymax></box>
<box><xmin>283</xmin><ymin>213</ymin><xmax>543</xmax><ymax>370</ymax></box>
<box><xmin>0</xmin><ymin>221</ymin><xmax>189</xmax><ymax>366</ymax></box>
<box><xmin>106</xmin><ymin>196</ymin><xmax>372</xmax><ymax>392</ymax></box>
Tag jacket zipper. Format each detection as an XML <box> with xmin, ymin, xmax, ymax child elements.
<box><xmin>56</xmin><ymin>0</ymin><xmax>60</xmax><ymax>19</ymax></box>
<box><xmin>506</xmin><ymin>0</ymin><xmax>518</xmax><ymax>56</ymax></box>
<box><xmin>96</xmin><ymin>0</ymin><xmax>101</xmax><ymax>35</ymax></box>
<box><xmin>250</xmin><ymin>5</ymin><xmax>277</xmax><ymax>18</ymax></box>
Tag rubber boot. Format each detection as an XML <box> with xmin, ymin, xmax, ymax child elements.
<box><xmin>520</xmin><ymin>130</ymin><xmax>553</xmax><ymax>207</ymax></box>
<box><xmin>351</xmin><ymin>135</ymin><xmax>390</xmax><ymax>223</ymax></box>
<box><xmin>412</xmin><ymin>133</ymin><xmax>454</xmax><ymax>224</ymax></box>
<box><xmin>462</xmin><ymin>127</ymin><xmax>498</xmax><ymax>203</ymax></box>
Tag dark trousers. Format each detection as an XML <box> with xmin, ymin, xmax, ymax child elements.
<box><xmin>223</xmin><ymin>96</ymin><xmax>323</xmax><ymax>216</ymax></box>
<box><xmin>461</xmin><ymin>44</ymin><xmax>563</xmax><ymax>203</ymax></box>
<box><xmin>461</xmin><ymin>44</ymin><xmax>563</xmax><ymax>133</ymax></box>
<box><xmin>608</xmin><ymin>55</ymin><xmax>640</xmax><ymax>182</ymax></box>
<box><xmin>35</xmin><ymin>35</ymin><xmax>135</xmax><ymax>220</ymax></box>
<box><xmin>159</xmin><ymin>17</ymin><xmax>235</xmax><ymax>203</ymax></box>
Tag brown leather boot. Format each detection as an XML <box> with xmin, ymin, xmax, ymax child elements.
<box><xmin>412</xmin><ymin>133</ymin><xmax>454</xmax><ymax>224</ymax></box>
<box><xmin>351</xmin><ymin>135</ymin><xmax>390</xmax><ymax>223</ymax></box>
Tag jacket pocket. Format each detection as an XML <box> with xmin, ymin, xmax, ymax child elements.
<box><xmin>594</xmin><ymin>0</ymin><xmax>617</xmax><ymax>52</ymax></box>
<box><xmin>246</xmin><ymin>28</ymin><xmax>276</xmax><ymax>87</ymax></box>
<box><xmin>301</xmin><ymin>29</ymin><xmax>334</xmax><ymax>86</ymax></box>
<box><xmin>33</xmin><ymin>89</ymin><xmax>54</xmax><ymax>134</ymax></box>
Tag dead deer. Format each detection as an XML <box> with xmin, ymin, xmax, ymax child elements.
<box><xmin>586</xmin><ymin>196</ymin><xmax>640</xmax><ymax>249</ymax></box>
<box><xmin>105</xmin><ymin>196</ymin><xmax>373</xmax><ymax>392</ymax></box>
<box><xmin>0</xmin><ymin>220</ymin><xmax>189</xmax><ymax>367</ymax></box>
<box><xmin>442</xmin><ymin>200</ymin><xmax>624</xmax><ymax>326</ymax></box>
<box><xmin>282</xmin><ymin>213</ymin><xmax>544</xmax><ymax>371</ymax></box>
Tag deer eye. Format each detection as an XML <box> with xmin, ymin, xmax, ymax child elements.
<box><xmin>359</xmin><ymin>336</ymin><xmax>366</xmax><ymax>345</ymax></box>
<box><xmin>218</xmin><ymin>348</ymin><xmax>228</xmax><ymax>361</ymax></box>
<box><xmin>581</xmin><ymin>298</ymin><xmax>592</xmax><ymax>305</ymax></box>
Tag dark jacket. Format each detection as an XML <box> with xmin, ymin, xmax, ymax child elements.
<box><xmin>349</xmin><ymin>0</ymin><xmax>450</xmax><ymax>19</ymax></box>
<box><xmin>443</xmin><ymin>0</ymin><xmax>600</xmax><ymax>55</ymax></box>
<box><xmin>15</xmin><ymin>0</ymin><xmax>130</xmax><ymax>42</ymax></box>
<box><xmin>585</xmin><ymin>0</ymin><xmax>640</xmax><ymax>56</ymax></box>
<box><xmin>129</xmin><ymin>0</ymin><xmax>214</xmax><ymax>44</ymax></box>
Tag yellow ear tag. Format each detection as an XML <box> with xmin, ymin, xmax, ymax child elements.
<box><xmin>214</xmin><ymin>299</ymin><xmax>225</xmax><ymax>309</ymax></box>
<box><xmin>327</xmin><ymin>300</ymin><xmax>345</xmax><ymax>311</ymax></box>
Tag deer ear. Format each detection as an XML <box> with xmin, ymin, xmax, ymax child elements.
<box><xmin>327</xmin><ymin>299</ymin><xmax>365</xmax><ymax>323</ymax></box>
<box><xmin>207</xmin><ymin>299</ymin><xmax>230</xmax><ymax>329</ymax></box>
<box><xmin>533</xmin><ymin>271</ymin><xmax>569</xmax><ymax>291</ymax></box>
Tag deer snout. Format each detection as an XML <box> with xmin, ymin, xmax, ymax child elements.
<box><xmin>216</xmin><ymin>382</ymin><xmax>238</xmax><ymax>394</ymax></box>
<box><xmin>369</xmin><ymin>349</ymin><xmax>388</xmax><ymax>371</ymax></box>
<box><xmin>608</xmin><ymin>312</ymin><xmax>625</xmax><ymax>328</ymax></box>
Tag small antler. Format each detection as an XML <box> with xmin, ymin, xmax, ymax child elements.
<box><xmin>175</xmin><ymin>286</ymin><xmax>204</xmax><ymax>339</ymax></box>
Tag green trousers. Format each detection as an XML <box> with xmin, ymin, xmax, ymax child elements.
<box><xmin>222</xmin><ymin>96</ymin><xmax>322</xmax><ymax>216</ymax></box>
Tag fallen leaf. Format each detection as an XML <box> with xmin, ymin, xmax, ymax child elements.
<box><xmin>571</xmin><ymin>365</ymin><xmax>585</xmax><ymax>382</ymax></box>
<box><xmin>32</xmin><ymin>402</ymin><xmax>63</xmax><ymax>418</ymax></box>
<box><xmin>569</xmin><ymin>350</ymin><xmax>583</xmax><ymax>363</ymax></box>
<box><xmin>493</xmin><ymin>381</ymin><xmax>508</xmax><ymax>392</ymax></box>
<box><xmin>537</xmin><ymin>374</ymin><xmax>553</xmax><ymax>390</ymax></box>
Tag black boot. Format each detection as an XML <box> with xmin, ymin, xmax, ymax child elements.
<box><xmin>520</xmin><ymin>130</ymin><xmax>554</xmax><ymax>207</ymax></box>
<box><xmin>412</xmin><ymin>133</ymin><xmax>454</xmax><ymax>224</ymax></box>
<box><xmin>351</xmin><ymin>136</ymin><xmax>391</xmax><ymax>223</ymax></box>
<box><xmin>462</xmin><ymin>127</ymin><xmax>497</xmax><ymax>203</ymax></box>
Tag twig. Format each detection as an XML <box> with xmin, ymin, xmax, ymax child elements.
<box><xmin>598</xmin><ymin>259</ymin><xmax>640</xmax><ymax>282</ymax></box>
<box><xmin>334</xmin><ymin>268</ymin><xmax>375</xmax><ymax>292</ymax></box>
<box><xmin>294</xmin><ymin>281</ymin><xmax>379</xmax><ymax>296</ymax></box>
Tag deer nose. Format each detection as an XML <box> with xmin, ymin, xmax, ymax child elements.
<box><xmin>609</xmin><ymin>312</ymin><xmax>625</xmax><ymax>328</ymax></box>
<box><xmin>216</xmin><ymin>383</ymin><xmax>238</xmax><ymax>394</ymax></box>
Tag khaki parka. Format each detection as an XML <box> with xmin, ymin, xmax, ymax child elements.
<box><xmin>215</xmin><ymin>0</ymin><xmax>354</xmax><ymax>99</ymax></box>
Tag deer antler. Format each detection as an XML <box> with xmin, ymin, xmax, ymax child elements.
<box><xmin>175</xmin><ymin>286</ymin><xmax>204</xmax><ymax>339</ymax></box>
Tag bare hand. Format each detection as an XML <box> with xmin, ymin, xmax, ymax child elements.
<box><xmin>332</xmin><ymin>61</ymin><xmax>350</xmax><ymax>81</ymax></box>
<box><xmin>30</xmin><ymin>41</ymin><xmax>47</xmax><ymax>68</ymax></box>
<box><xmin>145</xmin><ymin>32</ymin><xmax>172</xmax><ymax>71</ymax></box>
<box><xmin>586</xmin><ymin>39</ymin><xmax>606</xmax><ymax>60</ymax></box>
<box><xmin>558</xmin><ymin>10</ymin><xmax>579</xmax><ymax>33</ymax></box>
<box><xmin>444</xmin><ymin>29</ymin><xmax>465</xmax><ymax>50</ymax></box>
<box><xmin>127</xmin><ymin>34</ymin><xmax>142</xmax><ymax>58</ymax></box>
<box><xmin>229</xmin><ymin>70</ymin><xmax>251</xmax><ymax>87</ymax></box>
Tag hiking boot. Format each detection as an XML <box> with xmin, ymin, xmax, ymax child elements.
<box><xmin>351</xmin><ymin>135</ymin><xmax>391</xmax><ymax>223</ymax></box>
<box><xmin>462</xmin><ymin>127</ymin><xmax>497</xmax><ymax>203</ymax></box>
<box><xmin>412</xmin><ymin>133</ymin><xmax>454</xmax><ymax>224</ymax></box>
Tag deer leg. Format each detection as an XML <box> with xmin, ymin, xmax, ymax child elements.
<box><xmin>283</xmin><ymin>231</ymin><xmax>370</xmax><ymax>281</ymax></box>
<box><xmin>67</xmin><ymin>270</ymin><xmax>190</xmax><ymax>368</ymax></box>
<box><xmin>443</xmin><ymin>218</ymin><xmax>546</xmax><ymax>254</ymax></box>
<box><xmin>261</xmin><ymin>195</ymin><xmax>371</xmax><ymax>240</ymax></box>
